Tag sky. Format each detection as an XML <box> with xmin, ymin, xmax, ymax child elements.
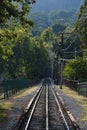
<box><xmin>32</xmin><ymin>0</ymin><xmax>83</xmax><ymax>12</ymax></box>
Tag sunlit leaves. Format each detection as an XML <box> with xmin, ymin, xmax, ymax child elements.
<box><xmin>76</xmin><ymin>0</ymin><xmax>87</xmax><ymax>48</ymax></box>
<box><xmin>0</xmin><ymin>0</ymin><xmax>35</xmax><ymax>25</ymax></box>
<box><xmin>41</xmin><ymin>27</ymin><xmax>54</xmax><ymax>42</ymax></box>
<box><xmin>0</xmin><ymin>24</ymin><xmax>31</xmax><ymax>59</ymax></box>
<box><xmin>63</xmin><ymin>58</ymin><xmax>87</xmax><ymax>81</ymax></box>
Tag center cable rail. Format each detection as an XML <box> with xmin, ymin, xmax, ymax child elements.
<box><xmin>46</xmin><ymin>85</ymin><xmax>49</xmax><ymax>130</ymax></box>
<box><xmin>24</xmin><ymin>85</ymin><xmax>49</xmax><ymax>130</ymax></box>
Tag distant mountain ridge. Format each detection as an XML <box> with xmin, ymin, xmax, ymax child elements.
<box><xmin>30</xmin><ymin>10</ymin><xmax>78</xmax><ymax>36</ymax></box>
<box><xmin>32</xmin><ymin>0</ymin><xmax>83</xmax><ymax>12</ymax></box>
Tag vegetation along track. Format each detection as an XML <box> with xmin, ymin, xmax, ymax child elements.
<box><xmin>15</xmin><ymin>80</ymin><xmax>80</xmax><ymax>130</ymax></box>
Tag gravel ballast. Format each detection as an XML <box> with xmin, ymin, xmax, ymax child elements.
<box><xmin>0</xmin><ymin>84</ymin><xmax>87</xmax><ymax>130</ymax></box>
<box><xmin>0</xmin><ymin>85</ymin><xmax>40</xmax><ymax>130</ymax></box>
<box><xmin>55</xmin><ymin>86</ymin><xmax>87</xmax><ymax>130</ymax></box>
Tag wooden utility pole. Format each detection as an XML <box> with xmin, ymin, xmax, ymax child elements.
<box><xmin>56</xmin><ymin>51</ymin><xmax>59</xmax><ymax>85</ymax></box>
<box><xmin>60</xmin><ymin>32</ymin><xmax>64</xmax><ymax>89</ymax></box>
<box><xmin>75</xmin><ymin>47</ymin><xmax>77</xmax><ymax>59</ymax></box>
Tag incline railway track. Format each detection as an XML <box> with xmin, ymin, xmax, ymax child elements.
<box><xmin>15</xmin><ymin>78</ymin><xmax>80</xmax><ymax>130</ymax></box>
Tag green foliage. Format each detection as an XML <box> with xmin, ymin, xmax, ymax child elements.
<box><xmin>31</xmin><ymin>10</ymin><xmax>77</xmax><ymax>36</ymax></box>
<box><xmin>63</xmin><ymin>58</ymin><xmax>87</xmax><ymax>81</ymax></box>
<box><xmin>52</xmin><ymin>24</ymin><xmax>66</xmax><ymax>35</ymax></box>
<box><xmin>0</xmin><ymin>24</ymin><xmax>30</xmax><ymax>59</ymax></box>
<box><xmin>0</xmin><ymin>0</ymin><xmax>51</xmax><ymax>81</ymax></box>
<box><xmin>0</xmin><ymin>30</ymin><xmax>50</xmax><ymax>80</ymax></box>
<box><xmin>63</xmin><ymin>31</ymin><xmax>82</xmax><ymax>59</ymax></box>
<box><xmin>0</xmin><ymin>0</ymin><xmax>35</xmax><ymax>24</ymax></box>
<box><xmin>31</xmin><ymin>12</ymin><xmax>50</xmax><ymax>36</ymax></box>
<box><xmin>0</xmin><ymin>25</ymin><xmax>32</xmax><ymax>78</ymax></box>
<box><xmin>25</xmin><ymin>41</ymin><xmax>49</xmax><ymax>80</ymax></box>
<box><xmin>50</xmin><ymin>10</ymin><xmax>77</xmax><ymax>25</ymax></box>
<box><xmin>76</xmin><ymin>0</ymin><xmax>87</xmax><ymax>48</ymax></box>
<box><xmin>41</xmin><ymin>27</ymin><xmax>54</xmax><ymax>42</ymax></box>
<box><xmin>51</xmin><ymin>26</ymin><xmax>82</xmax><ymax>60</ymax></box>
<box><xmin>63</xmin><ymin>60</ymin><xmax>76</xmax><ymax>79</ymax></box>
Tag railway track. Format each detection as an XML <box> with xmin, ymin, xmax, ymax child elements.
<box><xmin>15</xmin><ymin>79</ymin><xmax>80</xmax><ymax>130</ymax></box>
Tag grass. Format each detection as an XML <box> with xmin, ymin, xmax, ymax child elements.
<box><xmin>0</xmin><ymin>93</ymin><xmax>4</xmax><ymax>99</ymax></box>
<box><xmin>0</xmin><ymin>86</ymin><xmax>38</xmax><ymax>123</ymax></box>
<box><xmin>13</xmin><ymin>86</ymin><xmax>38</xmax><ymax>99</ymax></box>
<box><xmin>62</xmin><ymin>85</ymin><xmax>87</xmax><ymax>121</ymax></box>
<box><xmin>0</xmin><ymin>102</ymin><xmax>12</xmax><ymax>122</ymax></box>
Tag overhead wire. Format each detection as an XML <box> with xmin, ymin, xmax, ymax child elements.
<box><xmin>75</xmin><ymin>0</ymin><xmax>83</xmax><ymax>13</ymax></box>
<box><xmin>57</xmin><ymin>1</ymin><xmax>85</xmax><ymax>61</ymax></box>
<box><xmin>76</xmin><ymin>0</ymin><xmax>85</xmax><ymax>23</ymax></box>
<box><xmin>63</xmin><ymin>40</ymin><xmax>74</xmax><ymax>51</ymax></box>
<box><xmin>64</xmin><ymin>49</ymin><xmax>87</xmax><ymax>57</ymax></box>
<box><xmin>64</xmin><ymin>0</ymin><xmax>71</xmax><ymax>11</ymax></box>
<box><xmin>63</xmin><ymin>34</ymin><xmax>77</xmax><ymax>51</ymax></box>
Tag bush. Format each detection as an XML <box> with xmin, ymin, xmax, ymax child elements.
<box><xmin>63</xmin><ymin>58</ymin><xmax>87</xmax><ymax>81</ymax></box>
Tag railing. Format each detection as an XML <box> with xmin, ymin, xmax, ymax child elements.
<box><xmin>64</xmin><ymin>79</ymin><xmax>87</xmax><ymax>97</ymax></box>
<box><xmin>0</xmin><ymin>83</ymin><xmax>4</xmax><ymax>99</ymax></box>
<box><xmin>64</xmin><ymin>79</ymin><xmax>78</xmax><ymax>91</ymax></box>
<box><xmin>0</xmin><ymin>78</ymin><xmax>31</xmax><ymax>99</ymax></box>
<box><xmin>77</xmin><ymin>82</ymin><xmax>87</xmax><ymax>97</ymax></box>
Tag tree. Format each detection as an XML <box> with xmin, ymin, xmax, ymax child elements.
<box><xmin>0</xmin><ymin>24</ymin><xmax>30</xmax><ymax>59</ymax></box>
<box><xmin>0</xmin><ymin>26</ymin><xmax>32</xmax><ymax>78</ymax></box>
<box><xmin>41</xmin><ymin>27</ymin><xmax>54</xmax><ymax>42</ymax></box>
<box><xmin>31</xmin><ymin>10</ymin><xmax>77</xmax><ymax>36</ymax></box>
<box><xmin>0</xmin><ymin>0</ymin><xmax>36</xmax><ymax>25</ymax></box>
<box><xmin>52</xmin><ymin>24</ymin><xmax>66</xmax><ymax>35</ymax></box>
<box><xmin>0</xmin><ymin>33</ymin><xmax>50</xmax><ymax>80</ymax></box>
<box><xmin>76</xmin><ymin>0</ymin><xmax>87</xmax><ymax>48</ymax></box>
<box><xmin>31</xmin><ymin>12</ymin><xmax>50</xmax><ymax>36</ymax></box>
<box><xmin>63</xmin><ymin>58</ymin><xmax>87</xmax><ymax>81</ymax></box>
<box><xmin>0</xmin><ymin>0</ymin><xmax>51</xmax><ymax>81</ymax></box>
<box><xmin>27</xmin><ymin>41</ymin><xmax>49</xmax><ymax>80</ymax></box>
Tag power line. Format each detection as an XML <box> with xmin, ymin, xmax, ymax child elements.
<box><xmin>64</xmin><ymin>49</ymin><xmax>87</xmax><ymax>54</ymax></box>
<box><xmin>63</xmin><ymin>40</ymin><xmax>74</xmax><ymax>51</ymax></box>
<box><xmin>63</xmin><ymin>34</ymin><xmax>77</xmax><ymax>51</ymax></box>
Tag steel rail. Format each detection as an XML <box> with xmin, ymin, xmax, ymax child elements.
<box><xmin>46</xmin><ymin>85</ymin><xmax>49</xmax><ymax>130</ymax></box>
<box><xmin>16</xmin><ymin>86</ymin><xmax>43</xmax><ymax>130</ymax></box>
<box><xmin>24</xmin><ymin>86</ymin><xmax>43</xmax><ymax>130</ymax></box>
<box><xmin>25</xmin><ymin>86</ymin><xmax>42</xmax><ymax>111</ymax></box>
<box><xmin>51</xmin><ymin>86</ymin><xmax>70</xmax><ymax>130</ymax></box>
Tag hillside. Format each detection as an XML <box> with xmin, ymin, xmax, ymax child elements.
<box><xmin>31</xmin><ymin>0</ymin><xmax>83</xmax><ymax>12</ymax></box>
<box><xmin>30</xmin><ymin>10</ymin><xmax>78</xmax><ymax>35</ymax></box>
